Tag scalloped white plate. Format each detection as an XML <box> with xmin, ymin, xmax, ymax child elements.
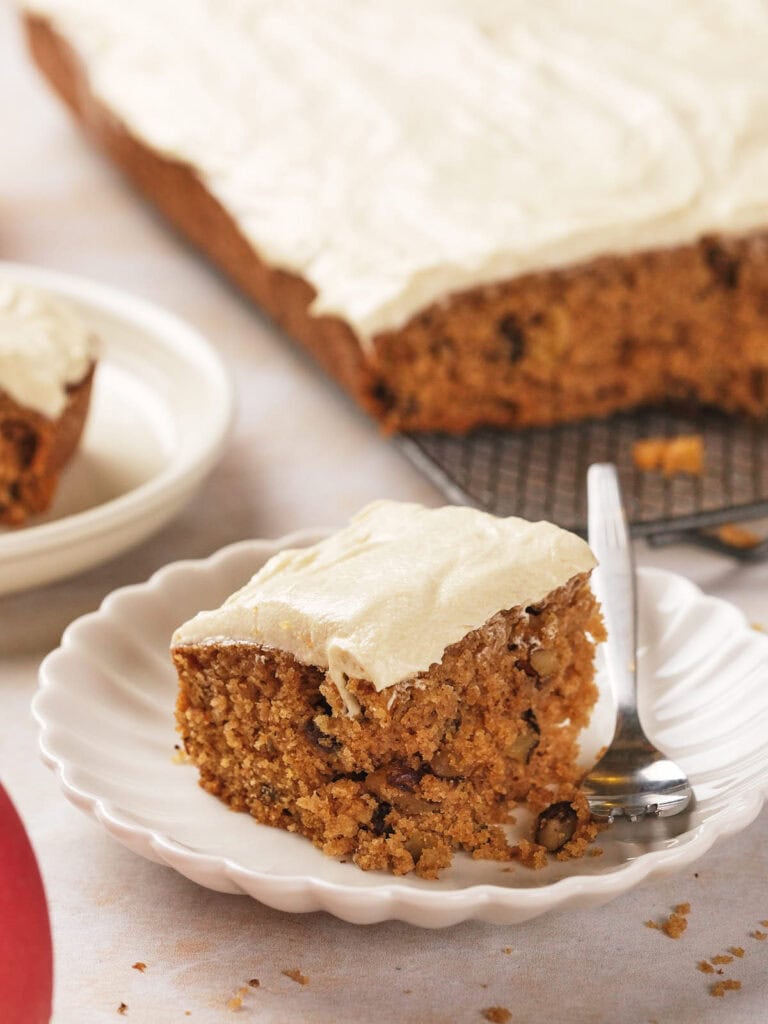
<box><xmin>0</xmin><ymin>262</ymin><xmax>233</xmax><ymax>595</ymax></box>
<box><xmin>35</xmin><ymin>535</ymin><xmax>768</xmax><ymax>927</ymax></box>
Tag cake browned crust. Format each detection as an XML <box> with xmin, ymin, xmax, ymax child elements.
<box><xmin>173</xmin><ymin>572</ymin><xmax>604</xmax><ymax>878</ymax></box>
<box><xmin>0</xmin><ymin>366</ymin><xmax>94</xmax><ymax>526</ymax></box>
<box><xmin>23</xmin><ymin>15</ymin><xmax>768</xmax><ymax>434</ymax></box>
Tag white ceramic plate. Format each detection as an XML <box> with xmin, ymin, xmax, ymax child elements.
<box><xmin>0</xmin><ymin>262</ymin><xmax>232</xmax><ymax>595</ymax></box>
<box><xmin>35</xmin><ymin>535</ymin><xmax>768</xmax><ymax>927</ymax></box>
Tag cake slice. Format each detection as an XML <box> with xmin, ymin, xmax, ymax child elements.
<box><xmin>172</xmin><ymin>502</ymin><xmax>605</xmax><ymax>878</ymax></box>
<box><xmin>0</xmin><ymin>283</ymin><xmax>96</xmax><ymax>526</ymax></box>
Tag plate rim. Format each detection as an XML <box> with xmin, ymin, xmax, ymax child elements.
<box><xmin>0</xmin><ymin>261</ymin><xmax>233</xmax><ymax>568</ymax></box>
<box><xmin>34</xmin><ymin>536</ymin><xmax>768</xmax><ymax>927</ymax></box>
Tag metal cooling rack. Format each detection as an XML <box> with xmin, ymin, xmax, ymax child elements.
<box><xmin>399</xmin><ymin>408</ymin><xmax>768</xmax><ymax>557</ymax></box>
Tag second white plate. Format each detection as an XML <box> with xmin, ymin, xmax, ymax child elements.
<box><xmin>34</xmin><ymin>535</ymin><xmax>768</xmax><ymax>927</ymax></box>
<box><xmin>0</xmin><ymin>262</ymin><xmax>233</xmax><ymax>595</ymax></box>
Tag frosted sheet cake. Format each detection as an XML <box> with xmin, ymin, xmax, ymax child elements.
<box><xmin>19</xmin><ymin>2</ymin><xmax>768</xmax><ymax>432</ymax></box>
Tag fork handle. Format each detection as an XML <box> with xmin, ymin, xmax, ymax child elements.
<box><xmin>587</xmin><ymin>464</ymin><xmax>643</xmax><ymax>740</ymax></box>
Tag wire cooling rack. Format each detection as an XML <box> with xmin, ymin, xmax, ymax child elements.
<box><xmin>399</xmin><ymin>408</ymin><xmax>768</xmax><ymax>554</ymax></box>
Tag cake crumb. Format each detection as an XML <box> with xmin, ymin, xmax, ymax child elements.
<box><xmin>753</xmin><ymin>623</ymin><xmax>766</xmax><ymax>633</ymax></box>
<box><xmin>698</xmin><ymin>961</ymin><xmax>715</xmax><ymax>974</ymax></box>
<box><xmin>282</xmin><ymin>968</ymin><xmax>309</xmax><ymax>985</ymax></box>
<box><xmin>730</xmin><ymin>947</ymin><xmax>745</xmax><ymax>958</ymax></box>
<box><xmin>645</xmin><ymin>920</ymin><xmax>660</xmax><ymax>930</ymax></box>
<box><xmin>662</xmin><ymin>912</ymin><xmax>688</xmax><ymax>939</ymax></box>
<box><xmin>674</xmin><ymin>902</ymin><xmax>691</xmax><ymax>915</ymax></box>
<box><xmin>712</xmin><ymin>523</ymin><xmax>761</xmax><ymax>549</ymax></box>
<box><xmin>482</xmin><ymin>1007</ymin><xmax>512</xmax><ymax>1023</ymax></box>
<box><xmin>761</xmin><ymin>920</ymin><xmax>768</xmax><ymax>927</ymax></box>
<box><xmin>248</xmin><ymin>978</ymin><xmax>260</xmax><ymax>988</ymax></box>
<box><xmin>751</xmin><ymin>930</ymin><xmax>767</xmax><ymax>941</ymax></box>
<box><xmin>227</xmin><ymin>987</ymin><xmax>249</xmax><ymax>1011</ymax></box>
<box><xmin>131</xmin><ymin>962</ymin><xmax>147</xmax><ymax>973</ymax></box>
<box><xmin>117</xmin><ymin>1005</ymin><xmax>128</xmax><ymax>1017</ymax></box>
<box><xmin>502</xmin><ymin>947</ymin><xmax>513</xmax><ymax>955</ymax></box>
<box><xmin>711</xmin><ymin>954</ymin><xmax>733</xmax><ymax>965</ymax></box>
<box><xmin>632</xmin><ymin>435</ymin><xmax>704</xmax><ymax>477</ymax></box>
<box><xmin>587</xmin><ymin>847</ymin><xmax>604</xmax><ymax>857</ymax></box>
<box><xmin>711</xmin><ymin>980</ymin><xmax>741</xmax><ymax>998</ymax></box>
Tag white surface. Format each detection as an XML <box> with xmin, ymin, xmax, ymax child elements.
<box><xmin>0</xmin><ymin>262</ymin><xmax>232</xmax><ymax>595</ymax></box>
<box><xmin>2</xmin><ymin>5</ymin><xmax>768</xmax><ymax>1022</ymax></box>
<box><xmin>18</xmin><ymin>0</ymin><xmax>768</xmax><ymax>338</ymax></box>
<box><xmin>35</xmin><ymin>539</ymin><xmax>768</xmax><ymax>927</ymax></box>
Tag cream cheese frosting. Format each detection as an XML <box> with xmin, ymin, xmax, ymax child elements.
<box><xmin>172</xmin><ymin>501</ymin><xmax>596</xmax><ymax>714</ymax></box>
<box><xmin>0</xmin><ymin>282</ymin><xmax>97</xmax><ymax>419</ymax></box>
<box><xmin>20</xmin><ymin>0</ymin><xmax>768</xmax><ymax>342</ymax></box>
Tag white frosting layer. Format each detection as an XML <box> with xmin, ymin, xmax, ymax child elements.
<box><xmin>21</xmin><ymin>1</ymin><xmax>768</xmax><ymax>342</ymax></box>
<box><xmin>0</xmin><ymin>282</ymin><xmax>96</xmax><ymax>418</ymax></box>
<box><xmin>172</xmin><ymin>501</ymin><xmax>596</xmax><ymax>713</ymax></box>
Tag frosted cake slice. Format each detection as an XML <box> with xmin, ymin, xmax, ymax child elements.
<box><xmin>0</xmin><ymin>283</ymin><xmax>96</xmax><ymax>526</ymax></box>
<box><xmin>172</xmin><ymin>501</ymin><xmax>605</xmax><ymax>878</ymax></box>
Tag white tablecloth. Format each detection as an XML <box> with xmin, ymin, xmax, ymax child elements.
<box><xmin>2</xmin><ymin>8</ymin><xmax>767</xmax><ymax>1022</ymax></box>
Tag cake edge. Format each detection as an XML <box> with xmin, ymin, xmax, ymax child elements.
<box><xmin>22</xmin><ymin>13</ymin><xmax>768</xmax><ymax>434</ymax></box>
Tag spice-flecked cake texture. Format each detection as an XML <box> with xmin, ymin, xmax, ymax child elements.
<box><xmin>172</xmin><ymin>502</ymin><xmax>605</xmax><ymax>878</ymax></box>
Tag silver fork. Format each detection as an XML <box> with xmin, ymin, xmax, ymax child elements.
<box><xmin>582</xmin><ymin>463</ymin><xmax>693</xmax><ymax>822</ymax></box>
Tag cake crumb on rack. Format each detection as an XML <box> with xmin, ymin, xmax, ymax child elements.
<box><xmin>729</xmin><ymin>947</ymin><xmax>745</xmax><ymax>958</ymax></box>
<box><xmin>632</xmin><ymin>435</ymin><xmax>704</xmax><ymax>477</ymax></box>
<box><xmin>751</xmin><ymin>930</ymin><xmax>767</xmax><ymax>941</ymax></box>
<box><xmin>711</xmin><ymin>954</ymin><xmax>733</xmax><ymax>965</ymax></box>
<box><xmin>712</xmin><ymin>523</ymin><xmax>761</xmax><ymax>549</ymax></box>
<box><xmin>117</xmin><ymin>1005</ymin><xmax>128</xmax><ymax>1016</ymax></box>
<box><xmin>131</xmin><ymin>962</ymin><xmax>147</xmax><ymax>973</ymax></box>
<box><xmin>698</xmin><ymin>961</ymin><xmax>715</xmax><ymax>974</ymax></box>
